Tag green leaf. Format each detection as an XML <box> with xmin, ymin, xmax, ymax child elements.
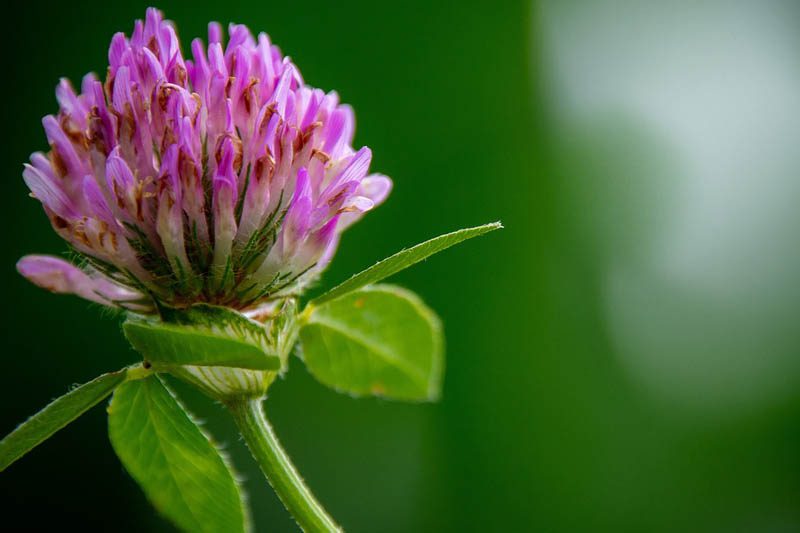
<box><xmin>309</xmin><ymin>222</ymin><xmax>501</xmax><ymax>307</ymax></box>
<box><xmin>123</xmin><ymin>303</ymin><xmax>290</xmax><ymax>371</ymax></box>
<box><xmin>108</xmin><ymin>376</ymin><xmax>248</xmax><ymax>533</ymax></box>
<box><xmin>0</xmin><ymin>368</ymin><xmax>128</xmax><ymax>472</ymax></box>
<box><xmin>299</xmin><ymin>285</ymin><xmax>444</xmax><ymax>401</ymax></box>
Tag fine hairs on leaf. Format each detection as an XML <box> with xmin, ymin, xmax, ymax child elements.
<box><xmin>0</xmin><ymin>366</ymin><xmax>139</xmax><ymax>472</ymax></box>
<box><xmin>308</xmin><ymin>222</ymin><xmax>502</xmax><ymax>308</ymax></box>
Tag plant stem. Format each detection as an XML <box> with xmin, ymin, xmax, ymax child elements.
<box><xmin>227</xmin><ymin>399</ymin><xmax>341</xmax><ymax>532</ymax></box>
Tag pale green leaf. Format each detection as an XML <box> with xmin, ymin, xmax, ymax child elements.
<box><xmin>0</xmin><ymin>368</ymin><xmax>128</xmax><ymax>472</ymax></box>
<box><xmin>123</xmin><ymin>303</ymin><xmax>287</xmax><ymax>371</ymax></box>
<box><xmin>309</xmin><ymin>222</ymin><xmax>501</xmax><ymax>307</ymax></box>
<box><xmin>299</xmin><ymin>285</ymin><xmax>443</xmax><ymax>401</ymax></box>
<box><xmin>108</xmin><ymin>376</ymin><xmax>248</xmax><ymax>533</ymax></box>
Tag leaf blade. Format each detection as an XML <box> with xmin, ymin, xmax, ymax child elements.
<box><xmin>309</xmin><ymin>222</ymin><xmax>501</xmax><ymax>307</ymax></box>
<box><xmin>123</xmin><ymin>303</ymin><xmax>285</xmax><ymax>371</ymax></box>
<box><xmin>108</xmin><ymin>376</ymin><xmax>248</xmax><ymax>533</ymax></box>
<box><xmin>0</xmin><ymin>368</ymin><xmax>127</xmax><ymax>472</ymax></box>
<box><xmin>299</xmin><ymin>285</ymin><xmax>443</xmax><ymax>401</ymax></box>
<box><xmin>123</xmin><ymin>319</ymin><xmax>279</xmax><ymax>370</ymax></box>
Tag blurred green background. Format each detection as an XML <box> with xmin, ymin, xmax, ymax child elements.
<box><xmin>3</xmin><ymin>1</ymin><xmax>800</xmax><ymax>531</ymax></box>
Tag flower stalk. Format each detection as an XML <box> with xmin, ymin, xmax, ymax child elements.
<box><xmin>227</xmin><ymin>399</ymin><xmax>341</xmax><ymax>532</ymax></box>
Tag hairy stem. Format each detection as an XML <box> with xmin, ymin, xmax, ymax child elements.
<box><xmin>227</xmin><ymin>399</ymin><xmax>341</xmax><ymax>532</ymax></box>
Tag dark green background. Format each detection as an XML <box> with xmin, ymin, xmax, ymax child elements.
<box><xmin>3</xmin><ymin>1</ymin><xmax>799</xmax><ymax>531</ymax></box>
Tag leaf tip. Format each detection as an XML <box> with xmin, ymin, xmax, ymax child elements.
<box><xmin>486</xmin><ymin>220</ymin><xmax>504</xmax><ymax>231</ymax></box>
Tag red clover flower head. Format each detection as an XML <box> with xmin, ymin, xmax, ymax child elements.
<box><xmin>17</xmin><ymin>8</ymin><xmax>391</xmax><ymax>314</ymax></box>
